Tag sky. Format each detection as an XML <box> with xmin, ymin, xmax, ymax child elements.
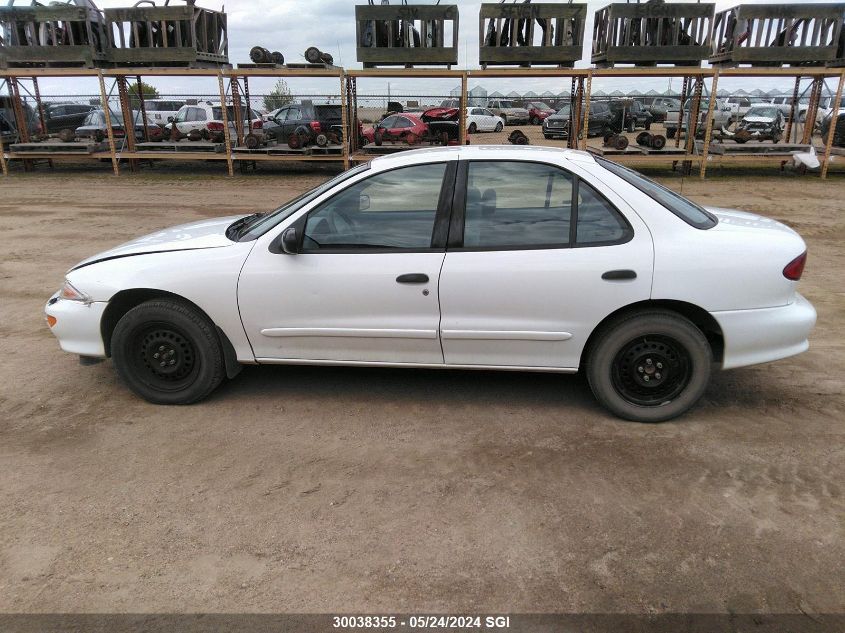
<box><xmin>25</xmin><ymin>0</ymin><xmax>845</xmax><ymax>104</ymax></box>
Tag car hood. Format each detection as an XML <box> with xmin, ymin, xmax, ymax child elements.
<box><xmin>71</xmin><ymin>215</ymin><xmax>241</xmax><ymax>270</ymax></box>
<box><xmin>742</xmin><ymin>116</ymin><xmax>776</xmax><ymax>124</ymax></box>
<box><xmin>704</xmin><ymin>207</ymin><xmax>799</xmax><ymax>237</ymax></box>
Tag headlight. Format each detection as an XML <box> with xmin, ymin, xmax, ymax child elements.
<box><xmin>59</xmin><ymin>280</ymin><xmax>92</xmax><ymax>304</ymax></box>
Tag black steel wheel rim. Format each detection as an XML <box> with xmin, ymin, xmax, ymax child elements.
<box><xmin>130</xmin><ymin>322</ymin><xmax>199</xmax><ymax>392</ymax></box>
<box><xmin>611</xmin><ymin>335</ymin><xmax>691</xmax><ymax>407</ymax></box>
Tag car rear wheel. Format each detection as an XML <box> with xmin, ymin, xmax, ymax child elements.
<box><xmin>111</xmin><ymin>299</ymin><xmax>225</xmax><ymax>405</ymax></box>
<box><xmin>531</xmin><ymin>116</ymin><xmax>539</xmax><ymax>125</ymax></box>
<box><xmin>495</xmin><ymin>122</ymin><xmax>503</xmax><ymax>132</ymax></box>
<box><xmin>586</xmin><ymin>311</ymin><xmax>711</xmax><ymax>422</ymax></box>
<box><xmin>468</xmin><ymin>122</ymin><xmax>477</xmax><ymax>134</ymax></box>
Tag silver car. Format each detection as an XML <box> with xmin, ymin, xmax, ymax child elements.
<box><xmin>486</xmin><ymin>100</ymin><xmax>529</xmax><ymax>126</ymax></box>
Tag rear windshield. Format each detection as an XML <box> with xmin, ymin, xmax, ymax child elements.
<box><xmin>597</xmin><ymin>158</ymin><xmax>717</xmax><ymax>229</ymax></box>
<box><xmin>315</xmin><ymin>105</ymin><xmax>342</xmax><ymax>119</ymax></box>
<box><xmin>212</xmin><ymin>106</ymin><xmax>236</xmax><ymax>121</ymax></box>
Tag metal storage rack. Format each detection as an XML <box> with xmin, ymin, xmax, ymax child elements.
<box><xmin>0</xmin><ymin>2</ymin><xmax>109</xmax><ymax>69</ymax></box>
<box><xmin>104</xmin><ymin>0</ymin><xmax>229</xmax><ymax>68</ymax></box>
<box><xmin>355</xmin><ymin>4</ymin><xmax>458</xmax><ymax>69</ymax></box>
<box><xmin>1</xmin><ymin>66</ymin><xmax>844</xmax><ymax>179</ymax></box>
<box><xmin>478</xmin><ymin>2</ymin><xmax>587</xmax><ymax>68</ymax></box>
<box><xmin>709</xmin><ymin>3</ymin><xmax>845</xmax><ymax>67</ymax></box>
<box><xmin>591</xmin><ymin>2</ymin><xmax>715</xmax><ymax>67</ymax></box>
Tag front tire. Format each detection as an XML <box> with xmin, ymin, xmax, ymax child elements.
<box><xmin>495</xmin><ymin>122</ymin><xmax>503</xmax><ymax>132</ymax></box>
<box><xmin>111</xmin><ymin>299</ymin><xmax>225</xmax><ymax>405</ymax></box>
<box><xmin>586</xmin><ymin>311</ymin><xmax>711</xmax><ymax>422</ymax></box>
<box><xmin>468</xmin><ymin>122</ymin><xmax>477</xmax><ymax>134</ymax></box>
<box><xmin>531</xmin><ymin>116</ymin><xmax>540</xmax><ymax>125</ymax></box>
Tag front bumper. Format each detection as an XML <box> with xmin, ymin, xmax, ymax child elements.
<box><xmin>45</xmin><ymin>293</ymin><xmax>108</xmax><ymax>358</ymax></box>
<box><xmin>712</xmin><ymin>293</ymin><xmax>816</xmax><ymax>370</ymax></box>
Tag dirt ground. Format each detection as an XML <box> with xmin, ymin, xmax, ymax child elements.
<box><xmin>0</xmin><ymin>162</ymin><xmax>843</xmax><ymax>615</ymax></box>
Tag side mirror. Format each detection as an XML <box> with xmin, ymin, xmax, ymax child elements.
<box><xmin>359</xmin><ymin>194</ymin><xmax>370</xmax><ymax>211</ymax></box>
<box><xmin>167</xmin><ymin>116</ymin><xmax>175</xmax><ymax>123</ymax></box>
<box><xmin>280</xmin><ymin>227</ymin><xmax>299</xmax><ymax>254</ymax></box>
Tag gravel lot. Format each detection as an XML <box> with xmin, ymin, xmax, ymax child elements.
<box><xmin>0</xmin><ymin>164</ymin><xmax>843</xmax><ymax>614</ymax></box>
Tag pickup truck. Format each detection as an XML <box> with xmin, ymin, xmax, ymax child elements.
<box><xmin>665</xmin><ymin>98</ymin><xmax>733</xmax><ymax>139</ymax></box>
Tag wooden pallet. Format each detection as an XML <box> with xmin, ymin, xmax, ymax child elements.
<box><xmin>135</xmin><ymin>141</ymin><xmax>225</xmax><ymax>153</ymax></box>
<box><xmin>586</xmin><ymin>145</ymin><xmax>649</xmax><ymax>156</ymax></box>
<box><xmin>9</xmin><ymin>141</ymin><xmax>108</xmax><ymax>154</ymax></box>
<box><xmin>284</xmin><ymin>62</ymin><xmax>335</xmax><ymax>70</ymax></box>
<box><xmin>698</xmin><ymin>141</ymin><xmax>811</xmax><ymax>155</ymax></box>
<box><xmin>233</xmin><ymin>143</ymin><xmax>344</xmax><ymax>155</ymax></box>
<box><xmin>237</xmin><ymin>63</ymin><xmax>284</xmax><ymax>69</ymax></box>
<box><xmin>638</xmin><ymin>146</ymin><xmax>689</xmax><ymax>155</ymax></box>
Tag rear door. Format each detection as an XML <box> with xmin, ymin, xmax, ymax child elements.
<box><xmin>438</xmin><ymin>159</ymin><xmax>653</xmax><ymax>369</ymax></box>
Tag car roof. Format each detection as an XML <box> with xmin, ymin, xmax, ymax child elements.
<box><xmin>369</xmin><ymin>145</ymin><xmax>597</xmax><ymax>169</ymax></box>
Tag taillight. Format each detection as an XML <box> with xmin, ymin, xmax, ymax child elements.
<box><xmin>207</xmin><ymin>122</ymin><xmax>224</xmax><ymax>131</ymax></box>
<box><xmin>309</xmin><ymin>121</ymin><xmax>321</xmax><ymax>133</ymax></box>
<box><xmin>783</xmin><ymin>251</ymin><xmax>807</xmax><ymax>281</ymax></box>
<box><xmin>252</xmin><ymin>119</ymin><xmax>263</xmax><ymax>129</ymax></box>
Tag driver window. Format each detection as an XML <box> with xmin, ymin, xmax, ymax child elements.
<box><xmin>175</xmin><ymin>108</ymin><xmax>189</xmax><ymax>122</ymax></box>
<box><xmin>286</xmin><ymin>107</ymin><xmax>302</xmax><ymax>121</ymax></box>
<box><xmin>303</xmin><ymin>163</ymin><xmax>447</xmax><ymax>250</ymax></box>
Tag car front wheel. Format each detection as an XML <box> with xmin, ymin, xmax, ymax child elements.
<box><xmin>111</xmin><ymin>299</ymin><xmax>226</xmax><ymax>405</ymax></box>
<box><xmin>495</xmin><ymin>122</ymin><xmax>503</xmax><ymax>132</ymax></box>
<box><xmin>586</xmin><ymin>311</ymin><xmax>711</xmax><ymax>422</ymax></box>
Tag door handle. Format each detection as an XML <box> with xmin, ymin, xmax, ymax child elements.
<box><xmin>602</xmin><ymin>269</ymin><xmax>637</xmax><ymax>281</ymax></box>
<box><xmin>396</xmin><ymin>273</ymin><xmax>429</xmax><ymax>284</ymax></box>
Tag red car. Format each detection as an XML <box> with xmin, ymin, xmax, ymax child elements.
<box><xmin>363</xmin><ymin>113</ymin><xmax>428</xmax><ymax>145</ymax></box>
<box><xmin>527</xmin><ymin>101</ymin><xmax>555</xmax><ymax>125</ymax></box>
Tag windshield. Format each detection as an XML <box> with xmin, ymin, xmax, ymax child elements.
<box><xmin>596</xmin><ymin>158</ymin><xmax>717</xmax><ymax>229</ymax></box>
<box><xmin>555</xmin><ymin>106</ymin><xmax>571</xmax><ymax>115</ymax></box>
<box><xmin>745</xmin><ymin>107</ymin><xmax>778</xmax><ymax>118</ymax></box>
<box><xmin>238</xmin><ymin>163</ymin><xmax>371</xmax><ymax>240</ymax></box>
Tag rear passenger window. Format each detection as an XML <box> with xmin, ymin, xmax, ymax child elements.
<box><xmin>575</xmin><ymin>181</ymin><xmax>632</xmax><ymax>245</ymax></box>
<box><xmin>461</xmin><ymin>161</ymin><xmax>632</xmax><ymax>249</ymax></box>
<box><xmin>463</xmin><ymin>162</ymin><xmax>573</xmax><ymax>248</ymax></box>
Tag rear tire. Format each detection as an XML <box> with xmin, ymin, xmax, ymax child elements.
<box><xmin>531</xmin><ymin>116</ymin><xmax>540</xmax><ymax>125</ymax></box>
<box><xmin>495</xmin><ymin>122</ymin><xmax>503</xmax><ymax>132</ymax></box>
<box><xmin>586</xmin><ymin>311</ymin><xmax>711</xmax><ymax>423</ymax></box>
<box><xmin>468</xmin><ymin>122</ymin><xmax>477</xmax><ymax>134</ymax></box>
<box><xmin>111</xmin><ymin>299</ymin><xmax>225</xmax><ymax>405</ymax></box>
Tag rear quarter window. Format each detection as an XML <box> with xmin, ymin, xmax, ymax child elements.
<box><xmin>597</xmin><ymin>158</ymin><xmax>717</xmax><ymax>229</ymax></box>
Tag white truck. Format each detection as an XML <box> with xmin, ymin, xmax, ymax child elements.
<box><xmin>665</xmin><ymin>98</ymin><xmax>733</xmax><ymax>139</ymax></box>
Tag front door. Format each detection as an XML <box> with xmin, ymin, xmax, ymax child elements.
<box><xmin>238</xmin><ymin>161</ymin><xmax>455</xmax><ymax>363</ymax></box>
<box><xmin>438</xmin><ymin>160</ymin><xmax>653</xmax><ymax>369</ymax></box>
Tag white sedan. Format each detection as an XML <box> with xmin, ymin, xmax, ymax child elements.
<box><xmin>45</xmin><ymin>146</ymin><xmax>815</xmax><ymax>422</ymax></box>
<box><xmin>466</xmin><ymin>107</ymin><xmax>504</xmax><ymax>134</ymax></box>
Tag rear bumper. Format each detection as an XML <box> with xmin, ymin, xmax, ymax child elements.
<box><xmin>713</xmin><ymin>293</ymin><xmax>816</xmax><ymax>370</ymax></box>
<box><xmin>44</xmin><ymin>293</ymin><xmax>108</xmax><ymax>358</ymax></box>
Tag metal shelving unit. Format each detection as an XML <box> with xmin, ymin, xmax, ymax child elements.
<box><xmin>1</xmin><ymin>65</ymin><xmax>844</xmax><ymax>178</ymax></box>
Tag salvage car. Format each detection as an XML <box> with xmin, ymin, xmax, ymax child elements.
<box><xmin>733</xmin><ymin>106</ymin><xmax>785</xmax><ymax>143</ymax></box>
<box><xmin>362</xmin><ymin>113</ymin><xmax>428</xmax><ymax>145</ymax></box>
<box><xmin>263</xmin><ymin>102</ymin><xmax>343</xmax><ymax>146</ymax></box>
<box><xmin>526</xmin><ymin>102</ymin><xmax>555</xmax><ymax>125</ymax></box>
<box><xmin>543</xmin><ymin>102</ymin><xmax>613</xmax><ymax>139</ymax></box>
<box><xmin>75</xmin><ymin>109</ymin><xmax>163</xmax><ymax>142</ymax></box>
<box><xmin>466</xmin><ymin>107</ymin><xmax>504</xmax><ymax>134</ymax></box>
<box><xmin>45</xmin><ymin>146</ymin><xmax>815</xmax><ymax>422</ymax></box>
<box><xmin>486</xmin><ymin>99</ymin><xmax>529</xmax><ymax>125</ymax></box>
<box><xmin>38</xmin><ymin>102</ymin><xmax>96</xmax><ymax>135</ymax></box>
<box><xmin>665</xmin><ymin>98</ymin><xmax>732</xmax><ymax>139</ymax></box>
<box><xmin>819</xmin><ymin>108</ymin><xmax>845</xmax><ymax>147</ymax></box>
<box><xmin>164</xmin><ymin>102</ymin><xmax>262</xmax><ymax>142</ymax></box>
<box><xmin>609</xmin><ymin>99</ymin><xmax>653</xmax><ymax>132</ymax></box>
<box><xmin>637</xmin><ymin>97</ymin><xmax>680</xmax><ymax>123</ymax></box>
